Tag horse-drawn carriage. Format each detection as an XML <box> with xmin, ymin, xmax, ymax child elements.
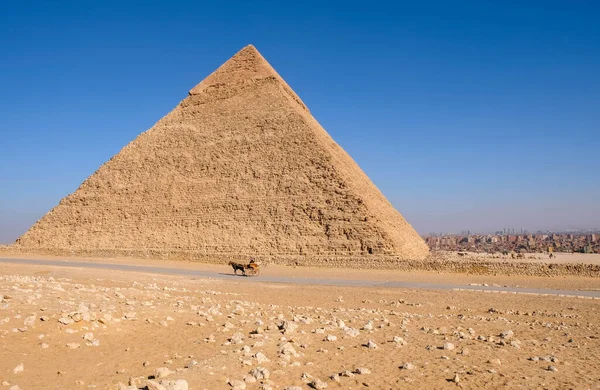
<box><xmin>228</xmin><ymin>259</ymin><xmax>260</xmax><ymax>276</ymax></box>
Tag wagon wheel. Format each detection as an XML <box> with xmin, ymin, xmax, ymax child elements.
<box><xmin>246</xmin><ymin>266</ymin><xmax>260</xmax><ymax>276</ymax></box>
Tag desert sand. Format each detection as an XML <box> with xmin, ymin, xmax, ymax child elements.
<box><xmin>1</xmin><ymin>259</ymin><xmax>599</xmax><ymax>390</ymax></box>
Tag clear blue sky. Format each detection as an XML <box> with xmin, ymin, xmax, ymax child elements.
<box><xmin>1</xmin><ymin>1</ymin><xmax>599</xmax><ymax>243</ymax></box>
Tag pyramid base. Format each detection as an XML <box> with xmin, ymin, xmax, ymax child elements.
<box><xmin>6</xmin><ymin>246</ymin><xmax>427</xmax><ymax>268</ymax></box>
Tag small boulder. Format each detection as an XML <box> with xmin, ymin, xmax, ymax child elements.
<box><xmin>250</xmin><ymin>367</ymin><xmax>270</xmax><ymax>380</ymax></box>
<box><xmin>279</xmin><ymin>321</ymin><xmax>298</xmax><ymax>334</ymax></box>
<box><xmin>309</xmin><ymin>379</ymin><xmax>328</xmax><ymax>389</ymax></box>
<box><xmin>255</xmin><ymin>352</ymin><xmax>270</xmax><ymax>363</ymax></box>
<box><xmin>154</xmin><ymin>367</ymin><xmax>173</xmax><ymax>379</ymax></box>
<box><xmin>160</xmin><ymin>379</ymin><xmax>189</xmax><ymax>390</ymax></box>
<box><xmin>230</xmin><ymin>333</ymin><xmax>244</xmax><ymax>344</ymax></box>
<box><xmin>228</xmin><ymin>379</ymin><xmax>246</xmax><ymax>390</ymax></box>
<box><xmin>500</xmin><ymin>330</ymin><xmax>514</xmax><ymax>339</ymax></box>
<box><xmin>13</xmin><ymin>363</ymin><xmax>24</xmax><ymax>374</ymax></box>
<box><xmin>145</xmin><ymin>381</ymin><xmax>167</xmax><ymax>390</ymax></box>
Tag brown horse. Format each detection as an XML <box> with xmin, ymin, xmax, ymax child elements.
<box><xmin>228</xmin><ymin>261</ymin><xmax>247</xmax><ymax>276</ymax></box>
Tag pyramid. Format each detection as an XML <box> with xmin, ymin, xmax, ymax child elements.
<box><xmin>15</xmin><ymin>45</ymin><xmax>429</xmax><ymax>265</ymax></box>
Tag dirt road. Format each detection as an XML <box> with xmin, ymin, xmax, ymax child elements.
<box><xmin>1</xmin><ymin>257</ymin><xmax>598</xmax><ymax>298</ymax></box>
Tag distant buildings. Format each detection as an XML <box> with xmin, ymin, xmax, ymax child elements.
<box><xmin>424</xmin><ymin>231</ymin><xmax>600</xmax><ymax>253</ymax></box>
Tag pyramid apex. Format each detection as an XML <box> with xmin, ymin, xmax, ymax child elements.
<box><xmin>242</xmin><ymin>43</ymin><xmax>258</xmax><ymax>51</ymax></box>
<box><xmin>189</xmin><ymin>44</ymin><xmax>279</xmax><ymax>95</ymax></box>
<box><xmin>235</xmin><ymin>44</ymin><xmax>260</xmax><ymax>57</ymax></box>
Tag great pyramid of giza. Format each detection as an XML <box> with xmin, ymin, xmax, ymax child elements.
<box><xmin>14</xmin><ymin>45</ymin><xmax>429</xmax><ymax>266</ymax></box>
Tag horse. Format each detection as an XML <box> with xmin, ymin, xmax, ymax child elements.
<box><xmin>228</xmin><ymin>261</ymin><xmax>247</xmax><ymax>276</ymax></box>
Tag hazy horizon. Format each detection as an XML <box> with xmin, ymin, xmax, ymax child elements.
<box><xmin>1</xmin><ymin>1</ymin><xmax>599</xmax><ymax>244</ymax></box>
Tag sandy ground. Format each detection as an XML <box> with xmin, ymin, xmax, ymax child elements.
<box><xmin>1</xmin><ymin>261</ymin><xmax>599</xmax><ymax>390</ymax></box>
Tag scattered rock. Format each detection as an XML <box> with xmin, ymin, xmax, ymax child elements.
<box><xmin>124</xmin><ymin>312</ymin><xmax>136</xmax><ymax>320</ymax></box>
<box><xmin>243</xmin><ymin>375</ymin><xmax>256</xmax><ymax>383</ymax></box>
<box><xmin>452</xmin><ymin>373</ymin><xmax>460</xmax><ymax>383</ymax></box>
<box><xmin>145</xmin><ymin>380</ymin><xmax>166</xmax><ymax>390</ymax></box>
<box><xmin>500</xmin><ymin>330</ymin><xmax>514</xmax><ymax>339</ymax></box>
<box><xmin>250</xmin><ymin>367</ymin><xmax>270</xmax><ymax>380</ymax></box>
<box><xmin>228</xmin><ymin>379</ymin><xmax>246</xmax><ymax>390</ymax></box>
<box><xmin>279</xmin><ymin>320</ymin><xmax>298</xmax><ymax>334</ymax></box>
<box><xmin>13</xmin><ymin>363</ymin><xmax>24</xmax><ymax>374</ymax></box>
<box><xmin>309</xmin><ymin>379</ymin><xmax>328</xmax><ymax>389</ymax></box>
<box><xmin>230</xmin><ymin>333</ymin><xmax>244</xmax><ymax>344</ymax></box>
<box><xmin>255</xmin><ymin>352</ymin><xmax>270</xmax><ymax>363</ymax></box>
<box><xmin>58</xmin><ymin>317</ymin><xmax>72</xmax><ymax>325</ymax></box>
<box><xmin>24</xmin><ymin>315</ymin><xmax>36</xmax><ymax>327</ymax></box>
<box><xmin>154</xmin><ymin>367</ymin><xmax>173</xmax><ymax>379</ymax></box>
<box><xmin>279</xmin><ymin>342</ymin><xmax>299</xmax><ymax>357</ymax></box>
<box><xmin>161</xmin><ymin>379</ymin><xmax>189</xmax><ymax>390</ymax></box>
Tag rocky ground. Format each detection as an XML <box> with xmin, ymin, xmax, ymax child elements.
<box><xmin>0</xmin><ymin>263</ymin><xmax>599</xmax><ymax>390</ymax></box>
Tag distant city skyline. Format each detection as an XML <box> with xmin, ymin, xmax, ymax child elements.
<box><xmin>423</xmin><ymin>227</ymin><xmax>600</xmax><ymax>237</ymax></box>
<box><xmin>426</xmin><ymin>231</ymin><xmax>599</xmax><ymax>254</ymax></box>
<box><xmin>1</xmin><ymin>1</ymin><xmax>599</xmax><ymax>244</ymax></box>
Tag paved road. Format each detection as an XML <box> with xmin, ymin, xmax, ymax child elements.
<box><xmin>1</xmin><ymin>258</ymin><xmax>599</xmax><ymax>298</ymax></box>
